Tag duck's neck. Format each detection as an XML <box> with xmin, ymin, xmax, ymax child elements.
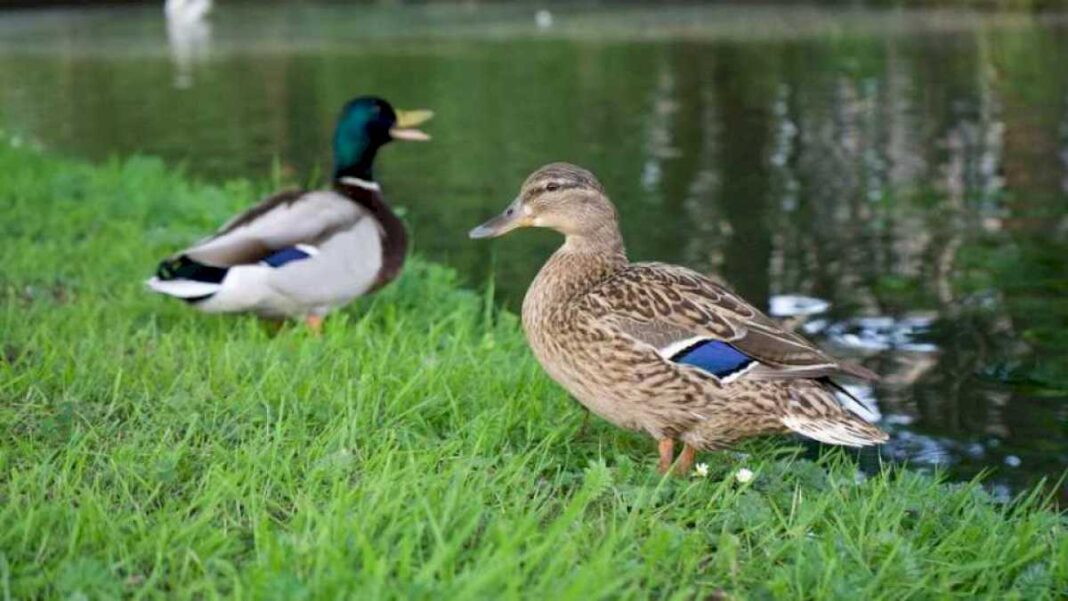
<box><xmin>333</xmin><ymin>134</ymin><xmax>382</xmax><ymax>182</ymax></box>
<box><xmin>334</xmin><ymin>153</ymin><xmax>378</xmax><ymax>182</ymax></box>
<box><xmin>525</xmin><ymin>224</ymin><xmax>628</xmax><ymax>316</ymax></box>
<box><xmin>561</xmin><ymin>221</ymin><xmax>626</xmax><ymax>257</ymax></box>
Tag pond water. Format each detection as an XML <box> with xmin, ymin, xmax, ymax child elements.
<box><xmin>1</xmin><ymin>2</ymin><xmax>1065</xmax><ymax>501</ymax></box>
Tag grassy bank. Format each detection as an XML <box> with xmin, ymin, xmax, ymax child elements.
<box><xmin>0</xmin><ymin>141</ymin><xmax>1064</xmax><ymax>599</ymax></box>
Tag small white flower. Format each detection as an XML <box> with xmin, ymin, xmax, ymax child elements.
<box><xmin>694</xmin><ymin>463</ymin><xmax>709</xmax><ymax>477</ymax></box>
<box><xmin>734</xmin><ymin>468</ymin><xmax>754</xmax><ymax>484</ymax></box>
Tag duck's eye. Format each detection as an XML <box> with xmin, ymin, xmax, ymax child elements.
<box><xmin>545</xmin><ymin>182</ymin><xmax>560</xmax><ymax>192</ymax></box>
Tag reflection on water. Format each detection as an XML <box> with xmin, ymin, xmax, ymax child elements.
<box><xmin>768</xmin><ymin>295</ymin><xmax>830</xmax><ymax>318</ymax></box>
<box><xmin>0</xmin><ymin>3</ymin><xmax>1064</xmax><ymax>500</ymax></box>
<box><xmin>817</xmin><ymin>315</ymin><xmax>939</xmax><ymax>354</ymax></box>
<box><xmin>165</xmin><ymin>0</ymin><xmax>213</xmax><ymax>90</ymax></box>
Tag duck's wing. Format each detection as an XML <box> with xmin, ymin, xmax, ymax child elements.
<box><xmin>182</xmin><ymin>189</ymin><xmax>372</xmax><ymax>266</ymax></box>
<box><xmin>586</xmin><ymin>262</ymin><xmax>878</xmax><ymax>383</ymax></box>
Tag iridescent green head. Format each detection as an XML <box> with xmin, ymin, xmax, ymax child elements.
<box><xmin>332</xmin><ymin>96</ymin><xmax>433</xmax><ymax>181</ymax></box>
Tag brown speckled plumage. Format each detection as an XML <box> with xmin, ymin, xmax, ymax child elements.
<box><xmin>472</xmin><ymin>163</ymin><xmax>888</xmax><ymax>472</ymax></box>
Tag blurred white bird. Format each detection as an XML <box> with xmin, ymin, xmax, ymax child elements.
<box><xmin>768</xmin><ymin>294</ymin><xmax>830</xmax><ymax>317</ymax></box>
<box><xmin>535</xmin><ymin>9</ymin><xmax>553</xmax><ymax>30</ymax></box>
<box><xmin>165</xmin><ymin>0</ymin><xmax>213</xmax><ymax>89</ymax></box>
<box><xmin>165</xmin><ymin>0</ymin><xmax>212</xmax><ymax>23</ymax></box>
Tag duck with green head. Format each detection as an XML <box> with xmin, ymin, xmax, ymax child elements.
<box><xmin>470</xmin><ymin>163</ymin><xmax>888</xmax><ymax>474</ymax></box>
<box><xmin>148</xmin><ymin>96</ymin><xmax>432</xmax><ymax>332</ymax></box>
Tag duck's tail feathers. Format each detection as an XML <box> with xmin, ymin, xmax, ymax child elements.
<box><xmin>821</xmin><ymin>377</ymin><xmax>881</xmax><ymax>423</ymax></box>
<box><xmin>781</xmin><ymin>383</ymin><xmax>889</xmax><ymax>447</ymax></box>
<box><xmin>836</xmin><ymin>361</ymin><xmax>881</xmax><ymax>382</ymax></box>
<box><xmin>147</xmin><ymin>255</ymin><xmax>227</xmax><ymax>301</ymax></box>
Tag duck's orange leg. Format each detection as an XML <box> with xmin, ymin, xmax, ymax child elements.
<box><xmin>657</xmin><ymin>438</ymin><xmax>675</xmax><ymax>474</ymax></box>
<box><xmin>675</xmin><ymin>443</ymin><xmax>696</xmax><ymax>475</ymax></box>
<box><xmin>305</xmin><ymin>314</ymin><xmax>324</xmax><ymax>335</ymax></box>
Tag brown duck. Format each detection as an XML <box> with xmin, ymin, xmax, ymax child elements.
<box><xmin>470</xmin><ymin>163</ymin><xmax>888</xmax><ymax>474</ymax></box>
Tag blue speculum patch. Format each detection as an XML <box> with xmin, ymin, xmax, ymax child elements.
<box><xmin>262</xmin><ymin>247</ymin><xmax>313</xmax><ymax>268</ymax></box>
<box><xmin>671</xmin><ymin>340</ymin><xmax>755</xmax><ymax>379</ymax></box>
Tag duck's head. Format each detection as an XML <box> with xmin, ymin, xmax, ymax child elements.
<box><xmin>469</xmin><ymin>163</ymin><xmax>618</xmax><ymax>240</ymax></box>
<box><xmin>333</xmin><ymin>96</ymin><xmax>433</xmax><ymax>181</ymax></box>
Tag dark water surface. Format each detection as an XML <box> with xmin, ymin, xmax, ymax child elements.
<box><xmin>1</xmin><ymin>3</ymin><xmax>1065</xmax><ymax>500</ymax></box>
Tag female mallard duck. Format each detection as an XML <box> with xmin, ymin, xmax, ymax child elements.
<box><xmin>147</xmin><ymin>96</ymin><xmax>432</xmax><ymax>332</ymax></box>
<box><xmin>470</xmin><ymin>163</ymin><xmax>888</xmax><ymax>474</ymax></box>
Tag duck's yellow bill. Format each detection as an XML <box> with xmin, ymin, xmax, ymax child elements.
<box><xmin>390</xmin><ymin>109</ymin><xmax>434</xmax><ymax>141</ymax></box>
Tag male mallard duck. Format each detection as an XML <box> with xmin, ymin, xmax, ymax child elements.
<box><xmin>148</xmin><ymin>96</ymin><xmax>432</xmax><ymax>332</ymax></box>
<box><xmin>470</xmin><ymin>163</ymin><xmax>888</xmax><ymax>474</ymax></box>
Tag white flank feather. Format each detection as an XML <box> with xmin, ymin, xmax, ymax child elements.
<box><xmin>192</xmin><ymin>265</ymin><xmax>274</xmax><ymax>314</ymax></box>
<box><xmin>145</xmin><ymin>277</ymin><xmax>221</xmax><ymax>299</ymax></box>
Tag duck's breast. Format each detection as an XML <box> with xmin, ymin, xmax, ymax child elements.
<box><xmin>524</xmin><ymin>305</ymin><xmax>652</xmax><ymax>432</ymax></box>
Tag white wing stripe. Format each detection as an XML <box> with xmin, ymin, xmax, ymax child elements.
<box><xmin>719</xmin><ymin>361</ymin><xmax>759</xmax><ymax>384</ymax></box>
<box><xmin>657</xmin><ymin>336</ymin><xmax>714</xmax><ymax>360</ymax></box>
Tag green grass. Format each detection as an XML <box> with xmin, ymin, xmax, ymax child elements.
<box><xmin>0</xmin><ymin>140</ymin><xmax>1065</xmax><ymax>600</ymax></box>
